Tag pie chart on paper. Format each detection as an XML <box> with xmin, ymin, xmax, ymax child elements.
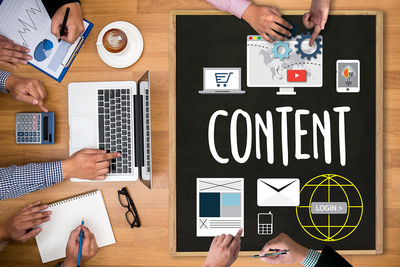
<box><xmin>34</xmin><ymin>39</ymin><xmax>53</xmax><ymax>62</ymax></box>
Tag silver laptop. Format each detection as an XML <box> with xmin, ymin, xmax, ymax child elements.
<box><xmin>199</xmin><ymin>67</ymin><xmax>245</xmax><ymax>94</ymax></box>
<box><xmin>68</xmin><ymin>71</ymin><xmax>152</xmax><ymax>189</ymax></box>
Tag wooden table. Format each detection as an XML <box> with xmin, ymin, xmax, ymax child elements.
<box><xmin>0</xmin><ymin>0</ymin><xmax>399</xmax><ymax>266</ymax></box>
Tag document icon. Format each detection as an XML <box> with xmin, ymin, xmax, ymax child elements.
<box><xmin>257</xmin><ymin>178</ymin><xmax>300</xmax><ymax>207</ymax></box>
<box><xmin>197</xmin><ymin>178</ymin><xmax>244</xmax><ymax>237</ymax></box>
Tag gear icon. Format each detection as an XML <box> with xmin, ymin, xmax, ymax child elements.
<box><xmin>271</xmin><ymin>41</ymin><xmax>292</xmax><ymax>61</ymax></box>
<box><xmin>294</xmin><ymin>32</ymin><xmax>323</xmax><ymax>60</ymax></box>
<box><xmin>282</xmin><ymin>21</ymin><xmax>299</xmax><ymax>39</ymax></box>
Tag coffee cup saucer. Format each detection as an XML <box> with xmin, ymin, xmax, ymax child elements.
<box><xmin>96</xmin><ymin>21</ymin><xmax>143</xmax><ymax>68</ymax></box>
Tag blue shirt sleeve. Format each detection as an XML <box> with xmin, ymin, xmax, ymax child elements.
<box><xmin>0</xmin><ymin>161</ymin><xmax>63</xmax><ymax>200</ymax></box>
<box><xmin>0</xmin><ymin>70</ymin><xmax>12</xmax><ymax>93</ymax></box>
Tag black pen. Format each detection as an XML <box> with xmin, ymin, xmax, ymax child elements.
<box><xmin>58</xmin><ymin>7</ymin><xmax>70</xmax><ymax>42</ymax></box>
<box><xmin>251</xmin><ymin>251</ymin><xmax>290</xmax><ymax>257</ymax></box>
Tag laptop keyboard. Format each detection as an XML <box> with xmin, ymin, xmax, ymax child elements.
<box><xmin>97</xmin><ymin>89</ymin><xmax>132</xmax><ymax>174</ymax></box>
<box><xmin>144</xmin><ymin>88</ymin><xmax>151</xmax><ymax>173</ymax></box>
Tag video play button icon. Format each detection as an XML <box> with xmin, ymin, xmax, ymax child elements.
<box><xmin>287</xmin><ymin>70</ymin><xmax>307</xmax><ymax>82</ymax></box>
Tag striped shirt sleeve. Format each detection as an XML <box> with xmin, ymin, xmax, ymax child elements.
<box><xmin>206</xmin><ymin>0</ymin><xmax>252</xmax><ymax>19</ymax></box>
<box><xmin>0</xmin><ymin>161</ymin><xmax>63</xmax><ymax>200</ymax></box>
<box><xmin>0</xmin><ymin>70</ymin><xmax>12</xmax><ymax>93</ymax></box>
<box><xmin>301</xmin><ymin>249</ymin><xmax>321</xmax><ymax>267</ymax></box>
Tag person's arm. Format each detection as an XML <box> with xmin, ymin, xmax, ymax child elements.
<box><xmin>41</xmin><ymin>0</ymin><xmax>84</xmax><ymax>44</ymax></box>
<box><xmin>205</xmin><ymin>0</ymin><xmax>292</xmax><ymax>42</ymax></box>
<box><xmin>0</xmin><ymin>149</ymin><xmax>121</xmax><ymax>200</ymax></box>
<box><xmin>203</xmin><ymin>229</ymin><xmax>242</xmax><ymax>267</ymax></box>
<box><xmin>0</xmin><ymin>36</ymin><xmax>32</xmax><ymax>70</ymax></box>
<box><xmin>63</xmin><ymin>225</ymin><xmax>98</xmax><ymax>267</ymax></box>
<box><xmin>0</xmin><ymin>161</ymin><xmax>63</xmax><ymax>201</ymax></box>
<box><xmin>0</xmin><ymin>70</ymin><xmax>12</xmax><ymax>93</ymax></box>
<box><xmin>41</xmin><ymin>0</ymin><xmax>81</xmax><ymax>18</ymax></box>
<box><xmin>313</xmin><ymin>245</ymin><xmax>353</xmax><ymax>267</ymax></box>
<box><xmin>50</xmin><ymin>3</ymin><xmax>84</xmax><ymax>44</ymax></box>
<box><xmin>0</xmin><ymin>201</ymin><xmax>51</xmax><ymax>243</ymax></box>
<box><xmin>259</xmin><ymin>233</ymin><xmax>352</xmax><ymax>267</ymax></box>
<box><xmin>3</xmin><ymin>73</ymin><xmax>48</xmax><ymax>112</ymax></box>
<box><xmin>302</xmin><ymin>0</ymin><xmax>330</xmax><ymax>46</ymax></box>
<box><xmin>259</xmin><ymin>233</ymin><xmax>309</xmax><ymax>264</ymax></box>
<box><xmin>206</xmin><ymin>0</ymin><xmax>252</xmax><ymax>19</ymax></box>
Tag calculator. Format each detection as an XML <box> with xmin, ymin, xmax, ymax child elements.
<box><xmin>15</xmin><ymin>113</ymin><xmax>55</xmax><ymax>144</ymax></box>
<box><xmin>258</xmin><ymin>212</ymin><xmax>273</xmax><ymax>235</ymax></box>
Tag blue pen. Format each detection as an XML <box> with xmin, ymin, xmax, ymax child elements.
<box><xmin>77</xmin><ymin>218</ymin><xmax>84</xmax><ymax>267</ymax></box>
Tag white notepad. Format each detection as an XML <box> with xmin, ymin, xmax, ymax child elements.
<box><xmin>35</xmin><ymin>189</ymin><xmax>116</xmax><ymax>263</ymax></box>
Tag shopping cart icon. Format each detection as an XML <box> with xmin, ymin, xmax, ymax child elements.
<box><xmin>199</xmin><ymin>67</ymin><xmax>245</xmax><ymax>94</ymax></box>
<box><xmin>215</xmin><ymin>72</ymin><xmax>233</xmax><ymax>87</ymax></box>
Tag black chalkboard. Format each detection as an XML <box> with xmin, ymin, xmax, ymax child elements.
<box><xmin>170</xmin><ymin>11</ymin><xmax>383</xmax><ymax>255</ymax></box>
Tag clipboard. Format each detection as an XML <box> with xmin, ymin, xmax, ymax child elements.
<box><xmin>0</xmin><ymin>0</ymin><xmax>93</xmax><ymax>83</ymax></box>
<box><xmin>27</xmin><ymin>19</ymin><xmax>93</xmax><ymax>82</ymax></box>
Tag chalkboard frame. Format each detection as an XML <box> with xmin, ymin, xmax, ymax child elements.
<box><xmin>169</xmin><ymin>10</ymin><xmax>383</xmax><ymax>256</ymax></box>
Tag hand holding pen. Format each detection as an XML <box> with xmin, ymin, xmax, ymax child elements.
<box><xmin>58</xmin><ymin>7</ymin><xmax>70</xmax><ymax>43</ymax></box>
<box><xmin>259</xmin><ymin>233</ymin><xmax>310</xmax><ymax>264</ymax></box>
<box><xmin>63</xmin><ymin>224</ymin><xmax>98</xmax><ymax>267</ymax></box>
<box><xmin>50</xmin><ymin>3</ymin><xmax>84</xmax><ymax>44</ymax></box>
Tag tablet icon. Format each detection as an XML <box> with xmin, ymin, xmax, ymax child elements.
<box><xmin>336</xmin><ymin>60</ymin><xmax>360</xmax><ymax>93</ymax></box>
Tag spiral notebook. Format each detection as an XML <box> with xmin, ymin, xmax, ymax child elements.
<box><xmin>34</xmin><ymin>189</ymin><xmax>115</xmax><ymax>263</ymax></box>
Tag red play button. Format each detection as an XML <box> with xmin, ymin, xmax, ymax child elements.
<box><xmin>287</xmin><ymin>70</ymin><xmax>307</xmax><ymax>82</ymax></box>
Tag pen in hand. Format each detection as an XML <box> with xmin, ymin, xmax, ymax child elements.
<box><xmin>77</xmin><ymin>218</ymin><xmax>84</xmax><ymax>267</ymax></box>
<box><xmin>251</xmin><ymin>250</ymin><xmax>290</xmax><ymax>257</ymax></box>
<box><xmin>58</xmin><ymin>7</ymin><xmax>70</xmax><ymax>43</ymax></box>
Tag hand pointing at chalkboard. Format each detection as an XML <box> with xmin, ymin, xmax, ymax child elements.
<box><xmin>205</xmin><ymin>0</ymin><xmax>331</xmax><ymax>45</ymax></box>
<box><xmin>302</xmin><ymin>0</ymin><xmax>331</xmax><ymax>46</ymax></box>
<box><xmin>205</xmin><ymin>0</ymin><xmax>292</xmax><ymax>43</ymax></box>
<box><xmin>203</xmin><ymin>229</ymin><xmax>242</xmax><ymax>267</ymax></box>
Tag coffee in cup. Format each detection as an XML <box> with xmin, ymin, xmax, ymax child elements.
<box><xmin>102</xmin><ymin>28</ymin><xmax>128</xmax><ymax>54</ymax></box>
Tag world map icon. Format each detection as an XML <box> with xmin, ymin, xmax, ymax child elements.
<box><xmin>296</xmin><ymin>174</ymin><xmax>363</xmax><ymax>241</ymax></box>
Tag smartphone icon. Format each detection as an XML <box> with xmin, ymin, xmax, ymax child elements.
<box><xmin>258</xmin><ymin>212</ymin><xmax>273</xmax><ymax>235</ymax></box>
<box><xmin>336</xmin><ymin>60</ymin><xmax>360</xmax><ymax>93</ymax></box>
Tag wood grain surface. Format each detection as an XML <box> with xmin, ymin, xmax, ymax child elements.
<box><xmin>0</xmin><ymin>0</ymin><xmax>399</xmax><ymax>266</ymax></box>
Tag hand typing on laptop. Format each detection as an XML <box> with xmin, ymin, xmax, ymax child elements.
<box><xmin>62</xmin><ymin>149</ymin><xmax>121</xmax><ymax>180</ymax></box>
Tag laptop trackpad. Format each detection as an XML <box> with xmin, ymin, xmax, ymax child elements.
<box><xmin>71</xmin><ymin>116</ymin><xmax>95</xmax><ymax>149</ymax></box>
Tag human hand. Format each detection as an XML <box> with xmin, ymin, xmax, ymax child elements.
<box><xmin>62</xmin><ymin>149</ymin><xmax>121</xmax><ymax>180</ymax></box>
<box><xmin>0</xmin><ymin>35</ymin><xmax>32</xmax><ymax>69</ymax></box>
<box><xmin>259</xmin><ymin>233</ymin><xmax>309</xmax><ymax>264</ymax></box>
<box><xmin>4</xmin><ymin>74</ymin><xmax>48</xmax><ymax>112</ymax></box>
<box><xmin>63</xmin><ymin>225</ymin><xmax>98</xmax><ymax>267</ymax></box>
<box><xmin>203</xmin><ymin>229</ymin><xmax>242</xmax><ymax>267</ymax></box>
<box><xmin>242</xmin><ymin>4</ymin><xmax>292</xmax><ymax>43</ymax></box>
<box><xmin>0</xmin><ymin>201</ymin><xmax>51</xmax><ymax>243</ymax></box>
<box><xmin>302</xmin><ymin>0</ymin><xmax>330</xmax><ymax>46</ymax></box>
<box><xmin>51</xmin><ymin>3</ymin><xmax>84</xmax><ymax>44</ymax></box>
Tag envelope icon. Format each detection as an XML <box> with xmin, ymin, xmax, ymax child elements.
<box><xmin>257</xmin><ymin>178</ymin><xmax>300</xmax><ymax>207</ymax></box>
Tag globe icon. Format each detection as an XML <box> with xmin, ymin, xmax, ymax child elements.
<box><xmin>296</xmin><ymin>174</ymin><xmax>363</xmax><ymax>241</ymax></box>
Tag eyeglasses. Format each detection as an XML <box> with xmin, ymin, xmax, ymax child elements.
<box><xmin>118</xmin><ymin>187</ymin><xmax>141</xmax><ymax>228</ymax></box>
